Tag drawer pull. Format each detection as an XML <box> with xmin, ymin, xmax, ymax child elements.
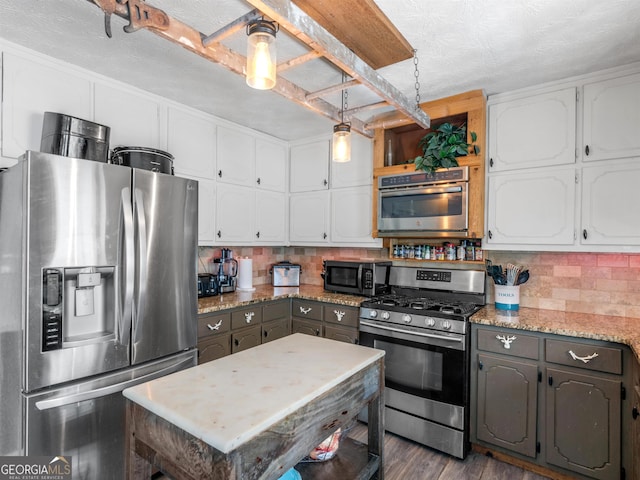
<box><xmin>299</xmin><ymin>307</ymin><xmax>312</xmax><ymax>315</ymax></box>
<box><xmin>244</xmin><ymin>311</ymin><xmax>255</xmax><ymax>323</ymax></box>
<box><xmin>569</xmin><ymin>350</ymin><xmax>598</xmax><ymax>363</ymax></box>
<box><xmin>334</xmin><ymin>310</ymin><xmax>345</xmax><ymax>322</ymax></box>
<box><xmin>496</xmin><ymin>334</ymin><xmax>517</xmax><ymax>349</ymax></box>
<box><xmin>207</xmin><ymin>320</ymin><xmax>223</xmax><ymax>331</ymax></box>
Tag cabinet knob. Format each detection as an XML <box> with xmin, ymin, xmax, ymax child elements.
<box><xmin>207</xmin><ymin>320</ymin><xmax>223</xmax><ymax>331</ymax></box>
<box><xmin>217</xmin><ymin>230</ymin><xmax>222</xmax><ymax>238</ymax></box>
<box><xmin>488</xmin><ymin>230</ymin><xmax>493</xmax><ymax>239</ymax></box>
<box><xmin>489</xmin><ymin>158</ymin><xmax>494</xmax><ymax>168</ymax></box>
<box><xmin>257</xmin><ymin>177</ymin><xmax>261</xmax><ymax>185</ymax></box>
<box><xmin>478</xmin><ymin>361</ymin><xmax>484</xmax><ymax>370</ymax></box>
<box><xmin>263</xmin><ymin>330</ymin><xmax>268</xmax><ymax>338</ymax></box>
<box><xmin>218</xmin><ymin>170</ymin><xmax>222</xmax><ymax>177</ymax></box>
<box><xmin>585</xmin><ymin>145</ymin><xmax>590</xmax><ymax>156</ymax></box>
<box><xmin>633</xmin><ymin>407</ymin><xmax>639</xmax><ymax>420</ymax></box>
<box><xmin>299</xmin><ymin>307</ymin><xmax>312</xmax><ymax>315</ymax></box>
<box><xmin>315</xmin><ymin>329</ymin><xmax>321</xmax><ymax>336</ymax></box>
<box><xmin>583</xmin><ymin>229</ymin><xmax>588</xmax><ymax>240</ymax></box>
<box><xmin>323</xmin><ymin>179</ymin><xmax>328</xmax><ymax>186</ymax></box>
<box><xmin>244</xmin><ymin>311</ymin><xmax>255</xmax><ymax>323</ymax></box>
<box><xmin>234</xmin><ymin>338</ymin><xmax>239</xmax><ymax>346</ymax></box>
<box><xmin>496</xmin><ymin>334</ymin><xmax>517</xmax><ymax>349</ymax></box>
<box><xmin>334</xmin><ymin>310</ymin><xmax>345</xmax><ymax>322</ymax></box>
<box><xmin>548</xmin><ymin>375</ymin><xmax>553</xmax><ymax>386</ymax></box>
<box><xmin>256</xmin><ymin>231</ymin><xmax>260</xmax><ymax>238</ymax></box>
<box><xmin>323</xmin><ymin>232</ymin><xmax>327</xmax><ymax>239</ymax></box>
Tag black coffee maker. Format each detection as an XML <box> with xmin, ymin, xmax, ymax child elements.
<box><xmin>213</xmin><ymin>248</ymin><xmax>238</xmax><ymax>293</ymax></box>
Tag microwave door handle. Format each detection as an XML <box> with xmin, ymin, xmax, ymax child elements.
<box><xmin>357</xmin><ymin>265</ymin><xmax>364</xmax><ymax>291</ymax></box>
<box><xmin>381</xmin><ymin>185</ymin><xmax>463</xmax><ymax>197</ymax></box>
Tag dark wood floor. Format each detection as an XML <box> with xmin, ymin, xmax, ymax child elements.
<box><xmin>347</xmin><ymin>422</ymin><xmax>553</xmax><ymax>480</ymax></box>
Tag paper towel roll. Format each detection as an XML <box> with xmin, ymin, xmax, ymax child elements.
<box><xmin>236</xmin><ymin>256</ymin><xmax>255</xmax><ymax>291</ymax></box>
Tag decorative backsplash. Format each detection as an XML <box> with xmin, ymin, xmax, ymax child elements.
<box><xmin>198</xmin><ymin>246</ymin><xmax>640</xmax><ymax>318</ymax></box>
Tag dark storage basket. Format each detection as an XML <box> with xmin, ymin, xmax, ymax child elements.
<box><xmin>40</xmin><ymin>112</ymin><xmax>110</xmax><ymax>163</ymax></box>
<box><xmin>110</xmin><ymin>146</ymin><xmax>174</xmax><ymax>175</ymax></box>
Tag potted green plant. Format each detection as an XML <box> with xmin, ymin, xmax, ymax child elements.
<box><xmin>412</xmin><ymin>122</ymin><xmax>480</xmax><ymax>173</ymax></box>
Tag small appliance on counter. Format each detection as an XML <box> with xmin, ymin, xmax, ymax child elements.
<box><xmin>270</xmin><ymin>261</ymin><xmax>301</xmax><ymax>287</ymax></box>
<box><xmin>40</xmin><ymin>112</ymin><xmax>111</xmax><ymax>163</ymax></box>
<box><xmin>212</xmin><ymin>248</ymin><xmax>238</xmax><ymax>293</ymax></box>
<box><xmin>197</xmin><ymin>273</ymin><xmax>219</xmax><ymax>298</ymax></box>
<box><xmin>322</xmin><ymin>260</ymin><xmax>391</xmax><ymax>296</ymax></box>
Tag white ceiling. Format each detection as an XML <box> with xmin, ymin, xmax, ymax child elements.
<box><xmin>1</xmin><ymin>0</ymin><xmax>640</xmax><ymax>141</ymax></box>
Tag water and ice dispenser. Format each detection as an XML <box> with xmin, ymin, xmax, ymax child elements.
<box><xmin>42</xmin><ymin>266</ymin><xmax>116</xmax><ymax>351</ymax></box>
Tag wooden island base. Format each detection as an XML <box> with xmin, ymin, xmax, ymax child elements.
<box><xmin>123</xmin><ymin>334</ymin><xmax>385</xmax><ymax>480</ymax></box>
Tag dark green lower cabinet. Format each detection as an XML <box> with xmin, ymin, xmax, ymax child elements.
<box><xmin>262</xmin><ymin>318</ymin><xmax>289</xmax><ymax>343</ymax></box>
<box><xmin>232</xmin><ymin>325</ymin><xmax>262</xmax><ymax>353</ymax></box>
<box><xmin>545</xmin><ymin>368</ymin><xmax>620</xmax><ymax>480</ymax></box>
<box><xmin>476</xmin><ymin>354</ymin><xmax>538</xmax><ymax>457</ymax></box>
<box><xmin>471</xmin><ymin>324</ymin><xmax>631</xmax><ymax>480</ymax></box>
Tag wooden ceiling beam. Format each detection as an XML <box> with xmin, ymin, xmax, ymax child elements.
<box><xmin>277</xmin><ymin>50</ymin><xmax>322</xmax><ymax>72</ymax></box>
<box><xmin>246</xmin><ymin>0</ymin><xmax>430</xmax><ymax>130</ymax></box>
<box><xmin>305</xmin><ymin>78</ymin><xmax>360</xmax><ymax>101</ymax></box>
<box><xmin>202</xmin><ymin>9</ymin><xmax>261</xmax><ymax>46</ymax></box>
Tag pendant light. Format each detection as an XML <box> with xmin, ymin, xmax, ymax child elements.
<box><xmin>246</xmin><ymin>18</ymin><xmax>278</xmax><ymax>90</ymax></box>
<box><xmin>332</xmin><ymin>72</ymin><xmax>351</xmax><ymax>163</ymax></box>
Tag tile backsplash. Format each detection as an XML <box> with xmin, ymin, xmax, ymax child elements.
<box><xmin>198</xmin><ymin>246</ymin><xmax>640</xmax><ymax>318</ymax></box>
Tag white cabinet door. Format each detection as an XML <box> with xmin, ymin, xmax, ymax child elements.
<box><xmin>167</xmin><ymin>107</ymin><xmax>216</xmax><ymax>179</ymax></box>
<box><xmin>94</xmin><ymin>83</ymin><xmax>160</xmax><ymax>148</ymax></box>
<box><xmin>486</xmin><ymin>168</ymin><xmax>576</xmax><ymax>245</ymax></box>
<box><xmin>289</xmin><ymin>191</ymin><xmax>330</xmax><ymax>244</ymax></box>
<box><xmin>330</xmin><ymin>134</ymin><xmax>373</xmax><ymax>188</ymax></box>
<box><xmin>215</xmin><ymin>184</ymin><xmax>255</xmax><ymax>243</ymax></box>
<box><xmin>583</xmin><ymin>73</ymin><xmax>640</xmax><ymax>162</ymax></box>
<box><xmin>176</xmin><ymin>174</ymin><xmax>216</xmax><ymax>245</ymax></box>
<box><xmin>331</xmin><ymin>186</ymin><xmax>381</xmax><ymax>245</ymax></box>
<box><xmin>255</xmin><ymin>190</ymin><xmax>286</xmax><ymax>244</ymax></box>
<box><xmin>581</xmin><ymin>160</ymin><xmax>640</xmax><ymax>245</ymax></box>
<box><xmin>488</xmin><ymin>88</ymin><xmax>576</xmax><ymax>171</ymax></box>
<box><xmin>217</xmin><ymin>125</ymin><xmax>255</xmax><ymax>186</ymax></box>
<box><xmin>290</xmin><ymin>139</ymin><xmax>330</xmax><ymax>192</ymax></box>
<box><xmin>2</xmin><ymin>53</ymin><xmax>92</xmax><ymax>158</ymax></box>
<box><xmin>256</xmin><ymin>138</ymin><xmax>287</xmax><ymax>192</ymax></box>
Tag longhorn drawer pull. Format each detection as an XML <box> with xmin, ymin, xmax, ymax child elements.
<box><xmin>207</xmin><ymin>319</ymin><xmax>223</xmax><ymax>331</ymax></box>
<box><xmin>569</xmin><ymin>350</ymin><xmax>599</xmax><ymax>363</ymax></box>
<box><xmin>299</xmin><ymin>307</ymin><xmax>312</xmax><ymax>314</ymax></box>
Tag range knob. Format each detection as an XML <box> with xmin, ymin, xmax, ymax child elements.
<box><xmin>402</xmin><ymin>314</ymin><xmax>412</xmax><ymax>324</ymax></box>
<box><xmin>369</xmin><ymin>310</ymin><xmax>378</xmax><ymax>318</ymax></box>
<box><xmin>425</xmin><ymin>318</ymin><xmax>436</xmax><ymax>327</ymax></box>
<box><xmin>381</xmin><ymin>311</ymin><xmax>390</xmax><ymax>320</ymax></box>
<box><xmin>442</xmin><ymin>320</ymin><xmax>452</xmax><ymax>330</ymax></box>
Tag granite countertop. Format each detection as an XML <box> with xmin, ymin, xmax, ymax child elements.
<box><xmin>471</xmin><ymin>305</ymin><xmax>640</xmax><ymax>361</ymax></box>
<box><xmin>198</xmin><ymin>284</ymin><xmax>366</xmax><ymax>314</ymax></box>
<box><xmin>122</xmin><ymin>333</ymin><xmax>384</xmax><ymax>454</ymax></box>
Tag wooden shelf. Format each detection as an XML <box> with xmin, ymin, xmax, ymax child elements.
<box><xmin>295</xmin><ymin>437</ymin><xmax>380</xmax><ymax>480</ymax></box>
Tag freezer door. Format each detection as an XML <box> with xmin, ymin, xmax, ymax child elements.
<box><xmin>24</xmin><ymin>152</ymin><xmax>131</xmax><ymax>392</ymax></box>
<box><xmin>131</xmin><ymin>170</ymin><xmax>198</xmax><ymax>364</ymax></box>
<box><xmin>24</xmin><ymin>350</ymin><xmax>196</xmax><ymax>480</ymax></box>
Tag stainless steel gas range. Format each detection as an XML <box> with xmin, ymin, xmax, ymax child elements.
<box><xmin>359</xmin><ymin>265</ymin><xmax>486</xmax><ymax>459</ymax></box>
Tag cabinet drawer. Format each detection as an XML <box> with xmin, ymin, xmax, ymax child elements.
<box><xmin>198</xmin><ymin>334</ymin><xmax>231</xmax><ymax>364</ymax></box>
<box><xmin>231</xmin><ymin>306</ymin><xmax>261</xmax><ymax>330</ymax></box>
<box><xmin>198</xmin><ymin>312</ymin><xmax>231</xmax><ymax>338</ymax></box>
<box><xmin>476</xmin><ymin>328</ymin><xmax>539</xmax><ymax>360</ymax></box>
<box><xmin>324</xmin><ymin>324</ymin><xmax>359</xmax><ymax>344</ymax></box>
<box><xmin>292</xmin><ymin>318</ymin><xmax>322</xmax><ymax>337</ymax></box>
<box><xmin>292</xmin><ymin>300</ymin><xmax>323</xmax><ymax>321</ymax></box>
<box><xmin>323</xmin><ymin>305</ymin><xmax>358</xmax><ymax>328</ymax></box>
<box><xmin>231</xmin><ymin>325</ymin><xmax>262</xmax><ymax>353</ymax></box>
<box><xmin>263</xmin><ymin>300</ymin><xmax>289</xmax><ymax>322</ymax></box>
<box><xmin>262</xmin><ymin>319</ymin><xmax>290</xmax><ymax>344</ymax></box>
<box><xmin>545</xmin><ymin>338</ymin><xmax>622</xmax><ymax>374</ymax></box>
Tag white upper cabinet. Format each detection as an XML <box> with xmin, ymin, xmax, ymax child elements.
<box><xmin>488</xmin><ymin>87</ymin><xmax>577</xmax><ymax>172</ymax></box>
<box><xmin>583</xmin><ymin>73</ymin><xmax>640</xmax><ymax>162</ymax></box>
<box><xmin>167</xmin><ymin>107</ymin><xmax>216</xmax><ymax>179</ymax></box>
<box><xmin>255</xmin><ymin>138</ymin><xmax>287</xmax><ymax>192</ymax></box>
<box><xmin>216</xmin><ymin>125</ymin><xmax>255</xmax><ymax>186</ymax></box>
<box><xmin>331</xmin><ymin>186</ymin><xmax>381</xmax><ymax>245</ymax></box>
<box><xmin>255</xmin><ymin>190</ymin><xmax>287</xmax><ymax>243</ymax></box>
<box><xmin>290</xmin><ymin>139</ymin><xmax>330</xmax><ymax>192</ymax></box>
<box><xmin>580</xmin><ymin>159</ymin><xmax>640</xmax><ymax>245</ymax></box>
<box><xmin>486</xmin><ymin>168</ymin><xmax>576</xmax><ymax>246</ymax></box>
<box><xmin>94</xmin><ymin>83</ymin><xmax>161</xmax><ymax>149</ymax></box>
<box><xmin>330</xmin><ymin>134</ymin><xmax>373</xmax><ymax>188</ymax></box>
<box><xmin>289</xmin><ymin>191</ymin><xmax>330</xmax><ymax>244</ymax></box>
<box><xmin>1</xmin><ymin>53</ymin><xmax>92</xmax><ymax>158</ymax></box>
<box><xmin>215</xmin><ymin>183</ymin><xmax>255</xmax><ymax>243</ymax></box>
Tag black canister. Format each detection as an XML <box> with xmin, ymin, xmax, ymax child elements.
<box><xmin>110</xmin><ymin>146</ymin><xmax>174</xmax><ymax>175</ymax></box>
<box><xmin>40</xmin><ymin>112</ymin><xmax>110</xmax><ymax>162</ymax></box>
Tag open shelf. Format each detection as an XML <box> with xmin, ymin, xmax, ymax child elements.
<box><xmin>295</xmin><ymin>437</ymin><xmax>380</xmax><ymax>480</ymax></box>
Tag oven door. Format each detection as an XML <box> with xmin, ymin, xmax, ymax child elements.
<box><xmin>377</xmin><ymin>183</ymin><xmax>468</xmax><ymax>237</ymax></box>
<box><xmin>359</xmin><ymin>320</ymin><xmax>466</xmax><ymax>406</ymax></box>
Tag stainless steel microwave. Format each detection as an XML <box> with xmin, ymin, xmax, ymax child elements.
<box><xmin>377</xmin><ymin>166</ymin><xmax>469</xmax><ymax>238</ymax></box>
<box><xmin>322</xmin><ymin>260</ymin><xmax>391</xmax><ymax>296</ymax></box>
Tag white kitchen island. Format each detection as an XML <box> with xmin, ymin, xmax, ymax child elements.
<box><xmin>123</xmin><ymin>333</ymin><xmax>385</xmax><ymax>480</ymax></box>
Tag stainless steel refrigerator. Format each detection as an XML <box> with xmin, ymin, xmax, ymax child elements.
<box><xmin>0</xmin><ymin>151</ymin><xmax>198</xmax><ymax>478</ymax></box>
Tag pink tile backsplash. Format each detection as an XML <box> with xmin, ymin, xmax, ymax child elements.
<box><xmin>198</xmin><ymin>247</ymin><xmax>640</xmax><ymax>318</ymax></box>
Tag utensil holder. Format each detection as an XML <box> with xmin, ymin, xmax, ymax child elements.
<box><xmin>494</xmin><ymin>285</ymin><xmax>520</xmax><ymax>310</ymax></box>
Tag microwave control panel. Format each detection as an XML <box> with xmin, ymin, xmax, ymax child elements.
<box><xmin>379</xmin><ymin>166</ymin><xmax>468</xmax><ymax>188</ymax></box>
<box><xmin>363</xmin><ymin>268</ymin><xmax>374</xmax><ymax>289</ymax></box>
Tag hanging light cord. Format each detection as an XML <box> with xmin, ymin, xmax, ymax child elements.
<box><xmin>341</xmin><ymin>71</ymin><xmax>348</xmax><ymax>123</ymax></box>
<box><xmin>413</xmin><ymin>49</ymin><xmax>421</xmax><ymax>110</ymax></box>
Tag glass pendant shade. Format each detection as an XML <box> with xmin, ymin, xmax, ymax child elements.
<box><xmin>332</xmin><ymin>123</ymin><xmax>351</xmax><ymax>163</ymax></box>
<box><xmin>246</xmin><ymin>21</ymin><xmax>277</xmax><ymax>90</ymax></box>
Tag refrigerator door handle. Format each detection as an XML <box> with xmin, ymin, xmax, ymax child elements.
<box><xmin>133</xmin><ymin>188</ymin><xmax>148</xmax><ymax>341</ymax></box>
<box><xmin>119</xmin><ymin>187</ymin><xmax>134</xmax><ymax>346</ymax></box>
<box><xmin>34</xmin><ymin>356</ymin><xmax>194</xmax><ymax>411</ymax></box>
